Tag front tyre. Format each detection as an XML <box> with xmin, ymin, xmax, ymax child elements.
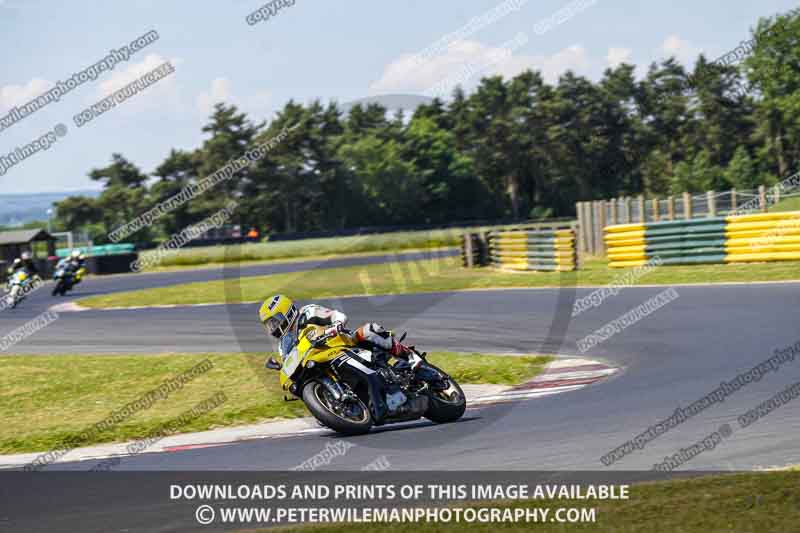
<box><xmin>52</xmin><ymin>281</ymin><xmax>64</xmax><ymax>296</ymax></box>
<box><xmin>302</xmin><ymin>381</ymin><xmax>372</xmax><ymax>436</ymax></box>
<box><xmin>425</xmin><ymin>376</ymin><xmax>466</xmax><ymax>424</ymax></box>
<box><xmin>9</xmin><ymin>286</ymin><xmax>21</xmax><ymax>309</ymax></box>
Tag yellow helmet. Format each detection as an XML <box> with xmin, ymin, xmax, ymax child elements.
<box><xmin>259</xmin><ymin>294</ymin><xmax>298</xmax><ymax>338</ymax></box>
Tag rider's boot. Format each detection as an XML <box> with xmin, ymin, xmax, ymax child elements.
<box><xmin>391</xmin><ymin>339</ymin><xmax>422</xmax><ymax>371</ymax></box>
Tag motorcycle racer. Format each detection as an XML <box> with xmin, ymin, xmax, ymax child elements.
<box><xmin>258</xmin><ymin>294</ymin><xmax>422</xmax><ymax>370</ymax></box>
<box><xmin>4</xmin><ymin>252</ymin><xmax>42</xmax><ymax>307</ymax></box>
<box><xmin>7</xmin><ymin>251</ymin><xmax>39</xmax><ymax>277</ymax></box>
<box><xmin>259</xmin><ymin>295</ymin><xmax>425</xmax><ymax>423</ymax></box>
<box><xmin>259</xmin><ymin>294</ymin><xmax>465</xmax><ymax>432</ymax></box>
<box><xmin>56</xmin><ymin>250</ymin><xmax>88</xmax><ymax>286</ymax></box>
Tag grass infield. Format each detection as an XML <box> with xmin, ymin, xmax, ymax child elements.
<box><xmin>0</xmin><ymin>352</ymin><xmax>551</xmax><ymax>454</ymax></box>
<box><xmin>138</xmin><ymin>227</ymin><xmax>491</xmax><ymax>270</ymax></box>
<box><xmin>78</xmin><ymin>254</ymin><xmax>800</xmax><ymax>309</ymax></box>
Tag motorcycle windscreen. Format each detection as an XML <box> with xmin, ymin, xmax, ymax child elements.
<box><xmin>278</xmin><ymin>333</ymin><xmax>302</xmax><ymax>378</ymax></box>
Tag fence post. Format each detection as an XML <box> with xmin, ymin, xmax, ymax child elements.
<box><xmin>759</xmin><ymin>185</ymin><xmax>767</xmax><ymax>212</ymax></box>
<box><xmin>582</xmin><ymin>202</ymin><xmax>592</xmax><ymax>255</ymax></box>
<box><xmin>576</xmin><ymin>202</ymin><xmax>586</xmax><ymax>254</ymax></box>
<box><xmin>580</xmin><ymin>202</ymin><xmax>589</xmax><ymax>255</ymax></box>
<box><xmin>610</xmin><ymin>199</ymin><xmax>618</xmax><ymax>225</ymax></box>
<box><xmin>707</xmin><ymin>191</ymin><xmax>717</xmax><ymax>217</ymax></box>
<box><xmin>683</xmin><ymin>191</ymin><xmax>692</xmax><ymax>219</ymax></box>
<box><xmin>462</xmin><ymin>234</ymin><xmax>474</xmax><ymax>268</ymax></box>
<box><xmin>585</xmin><ymin>202</ymin><xmax>594</xmax><ymax>255</ymax></box>
<box><xmin>774</xmin><ymin>184</ymin><xmax>781</xmax><ymax>206</ymax></box>
<box><xmin>584</xmin><ymin>201</ymin><xmax>592</xmax><ymax>254</ymax></box>
<box><xmin>637</xmin><ymin>195</ymin><xmax>645</xmax><ymax>222</ymax></box>
<box><xmin>571</xmin><ymin>221</ymin><xmax>582</xmax><ymax>270</ymax></box>
<box><xmin>652</xmin><ymin>198</ymin><xmax>660</xmax><ymax>222</ymax></box>
<box><xmin>624</xmin><ymin>197</ymin><xmax>632</xmax><ymax>223</ymax></box>
<box><xmin>597</xmin><ymin>200</ymin><xmax>607</xmax><ymax>255</ymax></box>
<box><xmin>667</xmin><ymin>196</ymin><xmax>675</xmax><ymax>220</ymax></box>
<box><xmin>730</xmin><ymin>188</ymin><xmax>737</xmax><ymax>215</ymax></box>
<box><xmin>588</xmin><ymin>201</ymin><xmax>595</xmax><ymax>255</ymax></box>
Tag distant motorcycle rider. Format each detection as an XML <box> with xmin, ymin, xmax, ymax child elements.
<box><xmin>57</xmin><ymin>250</ymin><xmax>87</xmax><ymax>285</ymax></box>
<box><xmin>258</xmin><ymin>294</ymin><xmax>422</xmax><ymax>371</ymax></box>
<box><xmin>7</xmin><ymin>251</ymin><xmax>39</xmax><ymax>277</ymax></box>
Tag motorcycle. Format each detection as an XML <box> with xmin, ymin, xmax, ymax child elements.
<box><xmin>5</xmin><ymin>270</ymin><xmax>36</xmax><ymax>309</ymax></box>
<box><xmin>265</xmin><ymin>325</ymin><xmax>466</xmax><ymax>435</ymax></box>
<box><xmin>52</xmin><ymin>260</ymin><xmax>85</xmax><ymax>296</ymax></box>
<box><xmin>52</xmin><ymin>264</ymin><xmax>75</xmax><ymax>296</ymax></box>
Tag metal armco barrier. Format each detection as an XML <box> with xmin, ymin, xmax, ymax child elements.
<box><xmin>605</xmin><ymin>211</ymin><xmax>800</xmax><ymax>267</ymax></box>
<box><xmin>488</xmin><ymin>228</ymin><xmax>577</xmax><ymax>271</ymax></box>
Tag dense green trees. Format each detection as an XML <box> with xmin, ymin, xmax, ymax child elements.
<box><xmin>55</xmin><ymin>9</ymin><xmax>800</xmax><ymax>246</ymax></box>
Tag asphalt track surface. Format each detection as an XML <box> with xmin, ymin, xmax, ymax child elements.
<box><xmin>1</xmin><ymin>249</ymin><xmax>797</xmax><ymax>472</ymax></box>
<box><xmin>3</xmin><ymin>250</ymin><xmax>800</xmax><ymax>530</ymax></box>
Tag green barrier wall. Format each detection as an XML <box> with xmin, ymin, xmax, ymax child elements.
<box><xmin>56</xmin><ymin>244</ymin><xmax>136</xmax><ymax>258</ymax></box>
<box><xmin>604</xmin><ymin>211</ymin><xmax>800</xmax><ymax>268</ymax></box>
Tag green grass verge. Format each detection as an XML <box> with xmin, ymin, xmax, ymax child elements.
<box><xmin>78</xmin><ymin>254</ymin><xmax>800</xmax><ymax>309</ymax></box>
<box><xmin>248</xmin><ymin>471</ymin><xmax>800</xmax><ymax>533</ymax></box>
<box><xmin>769</xmin><ymin>195</ymin><xmax>800</xmax><ymax>213</ymax></box>
<box><xmin>0</xmin><ymin>352</ymin><xmax>551</xmax><ymax>454</ymax></box>
<box><xmin>139</xmin><ymin>226</ymin><xmax>506</xmax><ymax>270</ymax></box>
<box><xmin>136</xmin><ymin>247</ymin><xmax>454</xmax><ymax>273</ymax></box>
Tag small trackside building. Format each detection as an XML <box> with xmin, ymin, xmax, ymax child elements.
<box><xmin>0</xmin><ymin>228</ymin><xmax>56</xmax><ymax>281</ymax></box>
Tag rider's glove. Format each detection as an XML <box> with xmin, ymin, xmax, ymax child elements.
<box><xmin>323</xmin><ymin>322</ymin><xmax>344</xmax><ymax>337</ymax></box>
<box><xmin>391</xmin><ymin>340</ymin><xmax>422</xmax><ymax>370</ymax></box>
<box><xmin>389</xmin><ymin>338</ymin><xmax>409</xmax><ymax>357</ymax></box>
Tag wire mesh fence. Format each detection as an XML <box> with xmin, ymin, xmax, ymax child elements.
<box><xmin>577</xmin><ymin>183</ymin><xmax>800</xmax><ymax>255</ymax></box>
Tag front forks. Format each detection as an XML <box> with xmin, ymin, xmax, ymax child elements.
<box><xmin>326</xmin><ymin>367</ymin><xmax>388</xmax><ymax>425</ymax></box>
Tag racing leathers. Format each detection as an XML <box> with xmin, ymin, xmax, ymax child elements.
<box><xmin>279</xmin><ymin>304</ymin><xmax>416</xmax><ymax>362</ymax></box>
<box><xmin>56</xmin><ymin>257</ymin><xmax>87</xmax><ymax>285</ymax></box>
<box><xmin>7</xmin><ymin>257</ymin><xmax>38</xmax><ymax>277</ymax></box>
<box><xmin>277</xmin><ymin>304</ymin><xmax>421</xmax><ymax>423</ymax></box>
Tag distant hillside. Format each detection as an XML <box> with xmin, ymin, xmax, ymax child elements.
<box><xmin>0</xmin><ymin>190</ymin><xmax>101</xmax><ymax>227</ymax></box>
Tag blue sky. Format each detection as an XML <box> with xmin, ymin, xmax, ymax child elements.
<box><xmin>0</xmin><ymin>0</ymin><xmax>796</xmax><ymax>193</ymax></box>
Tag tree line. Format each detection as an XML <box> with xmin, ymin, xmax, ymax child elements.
<box><xmin>53</xmin><ymin>9</ymin><xmax>800</xmax><ymax>246</ymax></box>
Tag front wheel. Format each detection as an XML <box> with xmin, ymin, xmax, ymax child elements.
<box><xmin>52</xmin><ymin>280</ymin><xmax>64</xmax><ymax>296</ymax></box>
<box><xmin>302</xmin><ymin>381</ymin><xmax>373</xmax><ymax>436</ymax></box>
<box><xmin>424</xmin><ymin>375</ymin><xmax>466</xmax><ymax>424</ymax></box>
<box><xmin>9</xmin><ymin>286</ymin><xmax>21</xmax><ymax>308</ymax></box>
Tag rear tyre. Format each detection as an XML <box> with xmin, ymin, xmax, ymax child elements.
<box><xmin>424</xmin><ymin>376</ymin><xmax>466</xmax><ymax>424</ymax></box>
<box><xmin>52</xmin><ymin>281</ymin><xmax>63</xmax><ymax>296</ymax></box>
<box><xmin>302</xmin><ymin>381</ymin><xmax>372</xmax><ymax>436</ymax></box>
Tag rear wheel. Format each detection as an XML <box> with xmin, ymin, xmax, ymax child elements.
<box><xmin>302</xmin><ymin>381</ymin><xmax>372</xmax><ymax>435</ymax></box>
<box><xmin>424</xmin><ymin>376</ymin><xmax>466</xmax><ymax>424</ymax></box>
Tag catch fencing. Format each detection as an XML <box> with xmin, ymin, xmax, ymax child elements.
<box><xmin>578</xmin><ymin>183</ymin><xmax>800</xmax><ymax>255</ymax></box>
<box><xmin>604</xmin><ymin>211</ymin><xmax>800</xmax><ymax>268</ymax></box>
